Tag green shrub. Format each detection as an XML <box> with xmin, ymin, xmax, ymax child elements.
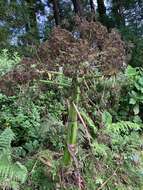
<box><xmin>0</xmin><ymin>49</ymin><xmax>20</xmax><ymax>77</ymax></box>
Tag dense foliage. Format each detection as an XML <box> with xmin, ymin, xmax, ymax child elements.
<box><xmin>0</xmin><ymin>50</ymin><xmax>143</xmax><ymax>189</ymax></box>
<box><xmin>0</xmin><ymin>0</ymin><xmax>143</xmax><ymax>190</ymax></box>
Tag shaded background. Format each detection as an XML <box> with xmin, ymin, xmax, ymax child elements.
<box><xmin>0</xmin><ymin>0</ymin><xmax>143</xmax><ymax>66</ymax></box>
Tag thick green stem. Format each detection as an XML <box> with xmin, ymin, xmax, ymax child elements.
<box><xmin>63</xmin><ymin>77</ymin><xmax>80</xmax><ymax>166</ymax></box>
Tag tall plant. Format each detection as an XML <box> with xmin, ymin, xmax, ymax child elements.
<box><xmin>38</xmin><ymin>18</ymin><xmax>126</xmax><ymax>166</ymax></box>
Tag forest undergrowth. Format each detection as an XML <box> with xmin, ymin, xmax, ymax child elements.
<box><xmin>0</xmin><ymin>19</ymin><xmax>143</xmax><ymax>190</ymax></box>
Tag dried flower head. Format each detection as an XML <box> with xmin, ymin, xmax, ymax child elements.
<box><xmin>37</xmin><ymin>19</ymin><xmax>126</xmax><ymax>77</ymax></box>
<box><xmin>0</xmin><ymin>19</ymin><xmax>126</xmax><ymax>94</ymax></box>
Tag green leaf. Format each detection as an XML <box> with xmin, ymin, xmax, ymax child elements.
<box><xmin>140</xmin><ymin>88</ymin><xmax>143</xmax><ymax>93</ymax></box>
<box><xmin>125</xmin><ymin>65</ymin><xmax>137</xmax><ymax>77</ymax></box>
<box><xmin>131</xmin><ymin>90</ymin><xmax>137</xmax><ymax>96</ymax></box>
<box><xmin>133</xmin><ymin>104</ymin><xmax>139</xmax><ymax>115</ymax></box>
<box><xmin>102</xmin><ymin>111</ymin><xmax>112</xmax><ymax>125</ymax></box>
<box><xmin>138</xmin><ymin>77</ymin><xmax>143</xmax><ymax>86</ymax></box>
<box><xmin>81</xmin><ymin>110</ymin><xmax>97</xmax><ymax>133</ymax></box>
<box><xmin>135</xmin><ymin>83</ymin><xmax>141</xmax><ymax>90</ymax></box>
<box><xmin>129</xmin><ymin>98</ymin><xmax>136</xmax><ymax>105</ymax></box>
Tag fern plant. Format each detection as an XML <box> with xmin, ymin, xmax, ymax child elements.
<box><xmin>102</xmin><ymin>111</ymin><xmax>142</xmax><ymax>134</ymax></box>
<box><xmin>0</xmin><ymin>128</ymin><xmax>27</xmax><ymax>190</ymax></box>
<box><xmin>0</xmin><ymin>49</ymin><xmax>20</xmax><ymax>77</ymax></box>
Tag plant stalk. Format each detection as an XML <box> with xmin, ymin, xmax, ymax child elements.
<box><xmin>63</xmin><ymin>77</ymin><xmax>80</xmax><ymax>166</ymax></box>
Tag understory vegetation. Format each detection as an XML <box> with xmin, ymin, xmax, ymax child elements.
<box><xmin>0</xmin><ymin>48</ymin><xmax>143</xmax><ymax>189</ymax></box>
<box><xmin>0</xmin><ymin>0</ymin><xmax>143</xmax><ymax>189</ymax></box>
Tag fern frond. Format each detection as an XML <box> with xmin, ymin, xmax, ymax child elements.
<box><xmin>0</xmin><ymin>129</ymin><xmax>27</xmax><ymax>190</ymax></box>
<box><xmin>0</xmin><ymin>128</ymin><xmax>15</xmax><ymax>154</ymax></box>
<box><xmin>80</xmin><ymin>110</ymin><xmax>97</xmax><ymax>133</ymax></box>
<box><xmin>0</xmin><ymin>154</ymin><xmax>27</xmax><ymax>184</ymax></box>
<box><xmin>102</xmin><ymin>111</ymin><xmax>142</xmax><ymax>134</ymax></box>
<box><xmin>0</xmin><ymin>179</ymin><xmax>19</xmax><ymax>190</ymax></box>
<box><xmin>107</xmin><ymin>121</ymin><xmax>142</xmax><ymax>134</ymax></box>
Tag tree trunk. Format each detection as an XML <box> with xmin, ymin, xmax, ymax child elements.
<box><xmin>71</xmin><ymin>0</ymin><xmax>83</xmax><ymax>17</ymax></box>
<box><xmin>97</xmin><ymin>0</ymin><xmax>111</xmax><ymax>27</ymax></box>
<box><xmin>25</xmin><ymin>0</ymin><xmax>39</xmax><ymax>43</ymax></box>
<box><xmin>52</xmin><ymin>0</ymin><xmax>60</xmax><ymax>25</ymax></box>
<box><xmin>97</xmin><ymin>0</ymin><xmax>106</xmax><ymax>17</ymax></box>
<box><xmin>90</xmin><ymin>0</ymin><xmax>95</xmax><ymax>13</ymax></box>
<box><xmin>112</xmin><ymin>0</ymin><xmax>125</xmax><ymax>26</ymax></box>
<box><xmin>89</xmin><ymin>0</ymin><xmax>96</xmax><ymax>21</ymax></box>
